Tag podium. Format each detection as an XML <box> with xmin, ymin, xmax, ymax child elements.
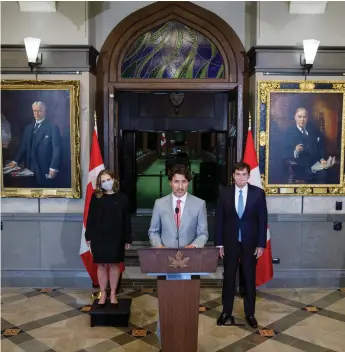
<box><xmin>138</xmin><ymin>247</ymin><xmax>219</xmax><ymax>352</ymax></box>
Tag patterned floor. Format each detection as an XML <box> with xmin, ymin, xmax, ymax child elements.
<box><xmin>1</xmin><ymin>287</ymin><xmax>345</xmax><ymax>352</ymax></box>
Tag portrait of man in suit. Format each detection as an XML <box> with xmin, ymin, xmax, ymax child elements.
<box><xmin>266</xmin><ymin>92</ymin><xmax>342</xmax><ymax>186</ymax></box>
<box><xmin>284</xmin><ymin>107</ymin><xmax>329</xmax><ymax>183</ymax></box>
<box><xmin>148</xmin><ymin>163</ymin><xmax>209</xmax><ymax>344</ymax></box>
<box><xmin>1</xmin><ymin>81</ymin><xmax>79</xmax><ymax>198</ymax></box>
<box><xmin>216</xmin><ymin>162</ymin><xmax>268</xmax><ymax>329</ymax></box>
<box><xmin>6</xmin><ymin>101</ymin><xmax>62</xmax><ymax>187</ymax></box>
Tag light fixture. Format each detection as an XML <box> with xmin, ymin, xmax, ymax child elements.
<box><xmin>24</xmin><ymin>37</ymin><xmax>42</xmax><ymax>71</ymax></box>
<box><xmin>300</xmin><ymin>39</ymin><xmax>320</xmax><ymax>75</ymax></box>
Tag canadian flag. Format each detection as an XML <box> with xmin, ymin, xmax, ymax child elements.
<box><xmin>79</xmin><ymin>121</ymin><xmax>124</xmax><ymax>286</ymax></box>
<box><xmin>243</xmin><ymin>126</ymin><xmax>273</xmax><ymax>286</ymax></box>
<box><xmin>160</xmin><ymin>132</ymin><xmax>166</xmax><ymax>147</ymax></box>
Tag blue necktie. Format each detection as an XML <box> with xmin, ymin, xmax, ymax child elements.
<box><xmin>238</xmin><ymin>190</ymin><xmax>244</xmax><ymax>242</ymax></box>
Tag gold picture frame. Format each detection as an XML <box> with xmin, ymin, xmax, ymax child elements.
<box><xmin>257</xmin><ymin>81</ymin><xmax>345</xmax><ymax>196</ymax></box>
<box><xmin>1</xmin><ymin>80</ymin><xmax>81</xmax><ymax>198</ymax></box>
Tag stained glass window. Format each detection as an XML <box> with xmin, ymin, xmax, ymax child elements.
<box><xmin>121</xmin><ymin>20</ymin><xmax>225</xmax><ymax>79</ymax></box>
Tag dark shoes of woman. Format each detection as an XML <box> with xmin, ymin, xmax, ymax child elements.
<box><xmin>97</xmin><ymin>291</ymin><xmax>107</xmax><ymax>307</ymax></box>
<box><xmin>110</xmin><ymin>291</ymin><xmax>118</xmax><ymax>308</ymax></box>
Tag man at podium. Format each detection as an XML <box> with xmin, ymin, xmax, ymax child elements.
<box><xmin>148</xmin><ymin>164</ymin><xmax>209</xmax><ymax>249</ymax></box>
<box><xmin>216</xmin><ymin>162</ymin><xmax>268</xmax><ymax>329</ymax></box>
<box><xmin>148</xmin><ymin>164</ymin><xmax>209</xmax><ymax>344</ymax></box>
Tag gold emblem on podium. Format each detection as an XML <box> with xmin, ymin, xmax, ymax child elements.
<box><xmin>168</xmin><ymin>251</ymin><xmax>190</xmax><ymax>268</ymax></box>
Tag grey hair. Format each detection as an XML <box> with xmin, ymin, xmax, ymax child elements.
<box><xmin>294</xmin><ymin>107</ymin><xmax>308</xmax><ymax>117</ymax></box>
<box><xmin>32</xmin><ymin>101</ymin><xmax>46</xmax><ymax>111</ymax></box>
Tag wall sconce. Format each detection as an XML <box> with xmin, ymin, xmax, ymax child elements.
<box><xmin>24</xmin><ymin>37</ymin><xmax>42</xmax><ymax>71</ymax></box>
<box><xmin>300</xmin><ymin>39</ymin><xmax>320</xmax><ymax>75</ymax></box>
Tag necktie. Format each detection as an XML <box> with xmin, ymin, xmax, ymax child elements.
<box><xmin>238</xmin><ymin>190</ymin><xmax>244</xmax><ymax>242</ymax></box>
<box><xmin>33</xmin><ymin>123</ymin><xmax>39</xmax><ymax>134</ymax></box>
<box><xmin>174</xmin><ymin>199</ymin><xmax>181</xmax><ymax>228</ymax></box>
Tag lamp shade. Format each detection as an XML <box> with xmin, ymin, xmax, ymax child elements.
<box><xmin>24</xmin><ymin>37</ymin><xmax>41</xmax><ymax>63</ymax></box>
<box><xmin>303</xmin><ymin>39</ymin><xmax>320</xmax><ymax>65</ymax></box>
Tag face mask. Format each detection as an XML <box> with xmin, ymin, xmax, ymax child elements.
<box><xmin>102</xmin><ymin>180</ymin><xmax>114</xmax><ymax>191</ymax></box>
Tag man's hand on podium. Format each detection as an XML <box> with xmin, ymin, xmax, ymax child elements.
<box><xmin>185</xmin><ymin>244</ymin><xmax>196</xmax><ymax>248</ymax></box>
<box><xmin>156</xmin><ymin>245</ymin><xmax>165</xmax><ymax>248</ymax></box>
<box><xmin>219</xmin><ymin>247</ymin><xmax>224</xmax><ymax>259</ymax></box>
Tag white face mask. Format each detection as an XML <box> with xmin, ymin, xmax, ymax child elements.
<box><xmin>102</xmin><ymin>180</ymin><xmax>114</xmax><ymax>191</ymax></box>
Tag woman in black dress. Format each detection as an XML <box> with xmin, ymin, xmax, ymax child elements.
<box><xmin>85</xmin><ymin>169</ymin><xmax>132</xmax><ymax>305</ymax></box>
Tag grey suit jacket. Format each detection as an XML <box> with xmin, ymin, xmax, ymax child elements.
<box><xmin>148</xmin><ymin>193</ymin><xmax>209</xmax><ymax>248</ymax></box>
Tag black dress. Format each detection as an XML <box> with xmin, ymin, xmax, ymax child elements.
<box><xmin>85</xmin><ymin>192</ymin><xmax>132</xmax><ymax>264</ymax></box>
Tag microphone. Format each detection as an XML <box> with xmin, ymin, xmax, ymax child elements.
<box><xmin>175</xmin><ymin>207</ymin><xmax>180</xmax><ymax>249</ymax></box>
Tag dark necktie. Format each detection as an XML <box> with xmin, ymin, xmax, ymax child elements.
<box><xmin>33</xmin><ymin>123</ymin><xmax>39</xmax><ymax>134</ymax></box>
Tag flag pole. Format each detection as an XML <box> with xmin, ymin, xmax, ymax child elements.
<box><xmin>249</xmin><ymin>112</ymin><xmax>252</xmax><ymax>131</ymax></box>
<box><xmin>91</xmin><ymin>110</ymin><xmax>101</xmax><ymax>301</ymax></box>
<box><xmin>94</xmin><ymin>111</ymin><xmax>97</xmax><ymax>127</ymax></box>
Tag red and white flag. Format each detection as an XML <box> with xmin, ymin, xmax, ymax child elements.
<box><xmin>79</xmin><ymin>121</ymin><xmax>125</xmax><ymax>285</ymax></box>
<box><xmin>243</xmin><ymin>126</ymin><xmax>273</xmax><ymax>286</ymax></box>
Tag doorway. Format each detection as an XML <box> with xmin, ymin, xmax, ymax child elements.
<box><xmin>120</xmin><ymin>130</ymin><xmax>228</xmax><ymax>213</ymax></box>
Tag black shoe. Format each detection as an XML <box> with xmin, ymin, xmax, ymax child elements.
<box><xmin>217</xmin><ymin>313</ymin><xmax>235</xmax><ymax>326</ymax></box>
<box><xmin>246</xmin><ymin>316</ymin><xmax>258</xmax><ymax>328</ymax></box>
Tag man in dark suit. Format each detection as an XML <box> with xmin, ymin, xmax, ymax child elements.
<box><xmin>285</xmin><ymin>107</ymin><xmax>327</xmax><ymax>182</ymax></box>
<box><xmin>216</xmin><ymin>162</ymin><xmax>268</xmax><ymax>328</ymax></box>
<box><xmin>7</xmin><ymin>101</ymin><xmax>62</xmax><ymax>187</ymax></box>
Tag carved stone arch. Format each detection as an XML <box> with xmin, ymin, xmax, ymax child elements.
<box><xmin>96</xmin><ymin>1</ymin><xmax>248</xmax><ymax>169</ymax></box>
<box><xmin>114</xmin><ymin>18</ymin><xmax>232</xmax><ymax>82</ymax></box>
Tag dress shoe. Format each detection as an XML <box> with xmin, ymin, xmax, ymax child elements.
<box><xmin>246</xmin><ymin>316</ymin><xmax>258</xmax><ymax>328</ymax></box>
<box><xmin>217</xmin><ymin>313</ymin><xmax>235</xmax><ymax>326</ymax></box>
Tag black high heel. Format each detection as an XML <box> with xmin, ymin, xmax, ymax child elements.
<box><xmin>97</xmin><ymin>292</ymin><xmax>107</xmax><ymax>307</ymax></box>
<box><xmin>110</xmin><ymin>293</ymin><xmax>118</xmax><ymax>308</ymax></box>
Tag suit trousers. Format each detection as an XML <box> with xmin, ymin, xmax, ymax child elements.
<box><xmin>222</xmin><ymin>241</ymin><xmax>257</xmax><ymax>317</ymax></box>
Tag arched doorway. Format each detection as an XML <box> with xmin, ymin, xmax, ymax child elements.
<box><xmin>96</xmin><ymin>1</ymin><xmax>248</xmax><ymax>214</ymax></box>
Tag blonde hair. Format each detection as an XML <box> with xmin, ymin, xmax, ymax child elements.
<box><xmin>94</xmin><ymin>169</ymin><xmax>120</xmax><ymax>198</ymax></box>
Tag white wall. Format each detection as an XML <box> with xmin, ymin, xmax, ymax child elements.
<box><xmin>1</xmin><ymin>1</ymin><xmax>88</xmax><ymax>45</ymax></box>
<box><xmin>257</xmin><ymin>1</ymin><xmax>345</xmax><ymax>46</ymax></box>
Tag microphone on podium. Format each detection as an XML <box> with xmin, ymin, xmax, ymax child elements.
<box><xmin>175</xmin><ymin>206</ymin><xmax>180</xmax><ymax>248</ymax></box>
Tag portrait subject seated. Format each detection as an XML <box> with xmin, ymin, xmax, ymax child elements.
<box><xmin>6</xmin><ymin>101</ymin><xmax>62</xmax><ymax>187</ymax></box>
<box><xmin>284</xmin><ymin>107</ymin><xmax>333</xmax><ymax>183</ymax></box>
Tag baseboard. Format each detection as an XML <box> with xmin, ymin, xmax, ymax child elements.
<box><xmin>2</xmin><ymin>268</ymin><xmax>345</xmax><ymax>289</ymax></box>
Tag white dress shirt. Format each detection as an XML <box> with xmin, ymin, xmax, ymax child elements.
<box><xmin>172</xmin><ymin>192</ymin><xmax>187</xmax><ymax>217</ymax></box>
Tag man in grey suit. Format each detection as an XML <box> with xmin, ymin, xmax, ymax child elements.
<box><xmin>148</xmin><ymin>164</ymin><xmax>209</xmax><ymax>345</ymax></box>
<box><xmin>149</xmin><ymin>164</ymin><xmax>209</xmax><ymax>248</ymax></box>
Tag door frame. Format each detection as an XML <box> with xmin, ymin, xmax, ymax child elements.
<box><xmin>96</xmin><ymin>2</ymin><xmax>249</xmax><ymax>172</ymax></box>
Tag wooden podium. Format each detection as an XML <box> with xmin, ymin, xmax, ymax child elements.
<box><xmin>138</xmin><ymin>248</ymin><xmax>219</xmax><ymax>352</ymax></box>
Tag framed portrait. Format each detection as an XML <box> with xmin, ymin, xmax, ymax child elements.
<box><xmin>1</xmin><ymin>80</ymin><xmax>81</xmax><ymax>198</ymax></box>
<box><xmin>257</xmin><ymin>81</ymin><xmax>345</xmax><ymax>196</ymax></box>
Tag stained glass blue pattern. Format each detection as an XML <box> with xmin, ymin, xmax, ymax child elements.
<box><xmin>121</xmin><ymin>21</ymin><xmax>225</xmax><ymax>79</ymax></box>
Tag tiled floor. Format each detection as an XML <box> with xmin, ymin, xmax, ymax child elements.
<box><xmin>1</xmin><ymin>287</ymin><xmax>345</xmax><ymax>352</ymax></box>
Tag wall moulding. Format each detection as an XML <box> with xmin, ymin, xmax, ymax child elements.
<box><xmin>0</xmin><ymin>45</ymin><xmax>99</xmax><ymax>74</ymax></box>
<box><xmin>247</xmin><ymin>46</ymin><xmax>345</xmax><ymax>76</ymax></box>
